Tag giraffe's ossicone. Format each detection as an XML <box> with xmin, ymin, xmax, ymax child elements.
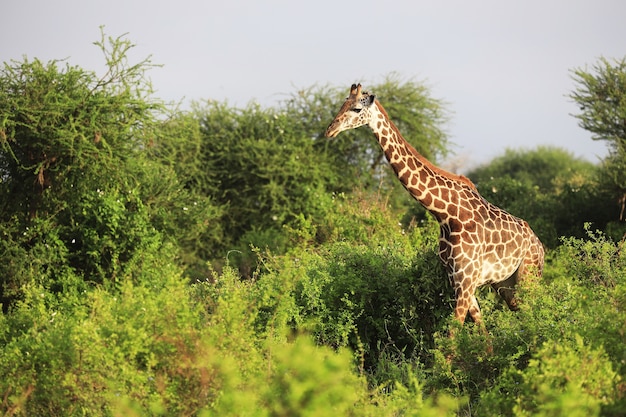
<box><xmin>326</xmin><ymin>83</ymin><xmax>544</xmax><ymax>325</ymax></box>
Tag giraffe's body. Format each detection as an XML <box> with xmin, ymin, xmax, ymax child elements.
<box><xmin>326</xmin><ymin>84</ymin><xmax>544</xmax><ymax>324</ymax></box>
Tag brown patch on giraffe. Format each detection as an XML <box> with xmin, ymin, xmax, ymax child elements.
<box><xmin>448</xmin><ymin>217</ymin><xmax>462</xmax><ymax>233</ymax></box>
<box><xmin>449</xmin><ymin>233</ymin><xmax>461</xmax><ymax>246</ymax></box>
<box><xmin>458</xmin><ymin>207</ymin><xmax>473</xmax><ymax>222</ymax></box>
<box><xmin>398</xmin><ymin>167</ymin><xmax>410</xmax><ymax>184</ymax></box>
<box><xmin>406</xmin><ymin>185</ymin><xmax>420</xmax><ymax>197</ymax></box>
<box><xmin>440</xmin><ymin>188</ymin><xmax>449</xmax><ymax>201</ymax></box>
<box><xmin>461</xmin><ymin>241</ymin><xmax>476</xmax><ymax>255</ymax></box>
<box><xmin>433</xmin><ymin>198</ymin><xmax>446</xmax><ymax>211</ymax></box>
<box><xmin>384</xmin><ymin>147</ymin><xmax>395</xmax><ymax>162</ymax></box>
<box><xmin>439</xmin><ymin>240</ymin><xmax>452</xmax><ymax>260</ymax></box>
<box><xmin>464</xmin><ymin>221</ymin><xmax>477</xmax><ymax>233</ymax></box>
<box><xmin>455</xmin><ymin>286</ymin><xmax>464</xmax><ymax>300</ymax></box>
<box><xmin>461</xmin><ymin>189</ymin><xmax>475</xmax><ymax>200</ymax></box>
<box><xmin>421</xmin><ymin>193</ymin><xmax>432</xmax><ymax>207</ymax></box>
<box><xmin>450</xmin><ymin>189</ymin><xmax>460</xmax><ymax>205</ymax></box>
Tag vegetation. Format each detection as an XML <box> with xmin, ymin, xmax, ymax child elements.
<box><xmin>1</xmin><ymin>32</ymin><xmax>625</xmax><ymax>415</ymax></box>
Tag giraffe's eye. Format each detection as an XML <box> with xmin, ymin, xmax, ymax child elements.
<box><xmin>352</xmin><ymin>108</ymin><xmax>362</xmax><ymax>113</ymax></box>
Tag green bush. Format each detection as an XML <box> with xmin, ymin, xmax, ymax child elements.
<box><xmin>480</xmin><ymin>336</ymin><xmax>618</xmax><ymax>417</ymax></box>
<box><xmin>284</xmin><ymin>193</ymin><xmax>452</xmax><ymax>383</ymax></box>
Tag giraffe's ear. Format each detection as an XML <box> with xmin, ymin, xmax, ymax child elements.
<box><xmin>363</xmin><ymin>94</ymin><xmax>376</xmax><ymax>107</ymax></box>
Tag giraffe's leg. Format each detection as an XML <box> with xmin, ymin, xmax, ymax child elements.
<box><xmin>453</xmin><ymin>278</ymin><xmax>481</xmax><ymax>324</ymax></box>
<box><xmin>467</xmin><ymin>295</ymin><xmax>483</xmax><ymax>324</ymax></box>
<box><xmin>469</xmin><ymin>294</ymin><xmax>493</xmax><ymax>354</ymax></box>
<box><xmin>450</xmin><ymin>287</ymin><xmax>493</xmax><ymax>356</ymax></box>
<box><xmin>491</xmin><ymin>271</ymin><xmax>520</xmax><ymax>311</ymax></box>
<box><xmin>496</xmin><ymin>247</ymin><xmax>544</xmax><ymax>311</ymax></box>
<box><xmin>453</xmin><ymin>285</ymin><xmax>470</xmax><ymax>324</ymax></box>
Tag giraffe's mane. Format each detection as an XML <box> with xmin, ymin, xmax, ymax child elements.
<box><xmin>374</xmin><ymin>100</ymin><xmax>478</xmax><ymax>192</ymax></box>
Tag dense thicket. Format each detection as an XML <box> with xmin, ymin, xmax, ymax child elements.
<box><xmin>1</xmin><ymin>34</ymin><xmax>625</xmax><ymax>416</ymax></box>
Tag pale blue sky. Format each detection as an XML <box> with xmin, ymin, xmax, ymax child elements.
<box><xmin>2</xmin><ymin>0</ymin><xmax>625</xmax><ymax>169</ymax></box>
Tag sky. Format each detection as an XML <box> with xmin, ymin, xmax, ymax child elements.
<box><xmin>2</xmin><ymin>0</ymin><xmax>625</xmax><ymax>170</ymax></box>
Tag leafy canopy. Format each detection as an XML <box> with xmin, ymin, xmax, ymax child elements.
<box><xmin>570</xmin><ymin>57</ymin><xmax>626</xmax><ymax>221</ymax></box>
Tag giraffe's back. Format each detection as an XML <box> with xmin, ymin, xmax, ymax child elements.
<box><xmin>476</xmin><ymin>202</ymin><xmax>544</xmax><ymax>285</ymax></box>
<box><xmin>437</xmin><ymin>190</ymin><xmax>543</xmax><ymax>288</ymax></box>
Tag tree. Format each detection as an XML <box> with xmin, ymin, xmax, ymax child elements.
<box><xmin>0</xmin><ymin>31</ymin><xmax>221</xmax><ymax>306</ymax></box>
<box><xmin>187</xmin><ymin>100</ymin><xmax>334</xmax><ymax>261</ymax></box>
<box><xmin>570</xmin><ymin>57</ymin><xmax>626</xmax><ymax>222</ymax></box>
<box><xmin>169</xmin><ymin>76</ymin><xmax>451</xmax><ymax>271</ymax></box>
<box><xmin>467</xmin><ymin>146</ymin><xmax>596</xmax><ymax>194</ymax></box>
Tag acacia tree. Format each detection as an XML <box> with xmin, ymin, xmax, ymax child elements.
<box><xmin>186</xmin><ymin>100</ymin><xmax>335</xmax><ymax>259</ymax></box>
<box><xmin>0</xmin><ymin>32</ymin><xmax>221</xmax><ymax>306</ymax></box>
<box><xmin>175</xmin><ymin>76</ymin><xmax>451</xmax><ymax>269</ymax></box>
<box><xmin>571</xmin><ymin>57</ymin><xmax>626</xmax><ymax>222</ymax></box>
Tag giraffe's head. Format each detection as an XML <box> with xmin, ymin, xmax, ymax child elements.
<box><xmin>325</xmin><ymin>83</ymin><xmax>376</xmax><ymax>138</ymax></box>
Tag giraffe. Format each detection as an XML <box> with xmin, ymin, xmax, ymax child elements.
<box><xmin>325</xmin><ymin>83</ymin><xmax>544</xmax><ymax>325</ymax></box>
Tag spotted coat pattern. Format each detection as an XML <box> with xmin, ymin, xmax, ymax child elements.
<box><xmin>326</xmin><ymin>84</ymin><xmax>544</xmax><ymax>324</ymax></box>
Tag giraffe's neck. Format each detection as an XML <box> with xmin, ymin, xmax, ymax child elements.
<box><xmin>367</xmin><ymin>101</ymin><xmax>474</xmax><ymax>220</ymax></box>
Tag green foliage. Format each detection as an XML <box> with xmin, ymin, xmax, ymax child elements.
<box><xmin>4</xmin><ymin>31</ymin><xmax>626</xmax><ymax>417</ymax></box>
<box><xmin>4</xmin><ymin>187</ymin><xmax>626</xmax><ymax>416</ymax></box>
<box><xmin>570</xmin><ymin>57</ymin><xmax>626</xmax><ymax>223</ymax></box>
<box><xmin>286</xmin><ymin>193</ymin><xmax>452</xmax><ymax>383</ymax></box>
<box><xmin>468</xmin><ymin>146</ymin><xmax>596</xmax><ymax>194</ymax></box>
<box><xmin>262</xmin><ymin>336</ymin><xmax>362</xmax><ymax>417</ymax></box>
<box><xmin>0</xmin><ymin>32</ymin><xmax>160</xmax><ymax>213</ymax></box>
<box><xmin>160</xmin><ymin>75</ymin><xmax>451</xmax><ymax>271</ymax></box>
<box><xmin>480</xmin><ymin>336</ymin><xmax>617</xmax><ymax>417</ymax></box>
<box><xmin>571</xmin><ymin>57</ymin><xmax>626</xmax><ymax>153</ymax></box>
<box><xmin>0</xmin><ymin>30</ymin><xmax>223</xmax><ymax>303</ymax></box>
<box><xmin>185</xmin><ymin>100</ymin><xmax>333</xmax><ymax>260</ymax></box>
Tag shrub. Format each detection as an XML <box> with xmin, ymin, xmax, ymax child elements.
<box><xmin>480</xmin><ymin>336</ymin><xmax>618</xmax><ymax>417</ymax></box>
<box><xmin>287</xmin><ymin>192</ymin><xmax>453</xmax><ymax>382</ymax></box>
